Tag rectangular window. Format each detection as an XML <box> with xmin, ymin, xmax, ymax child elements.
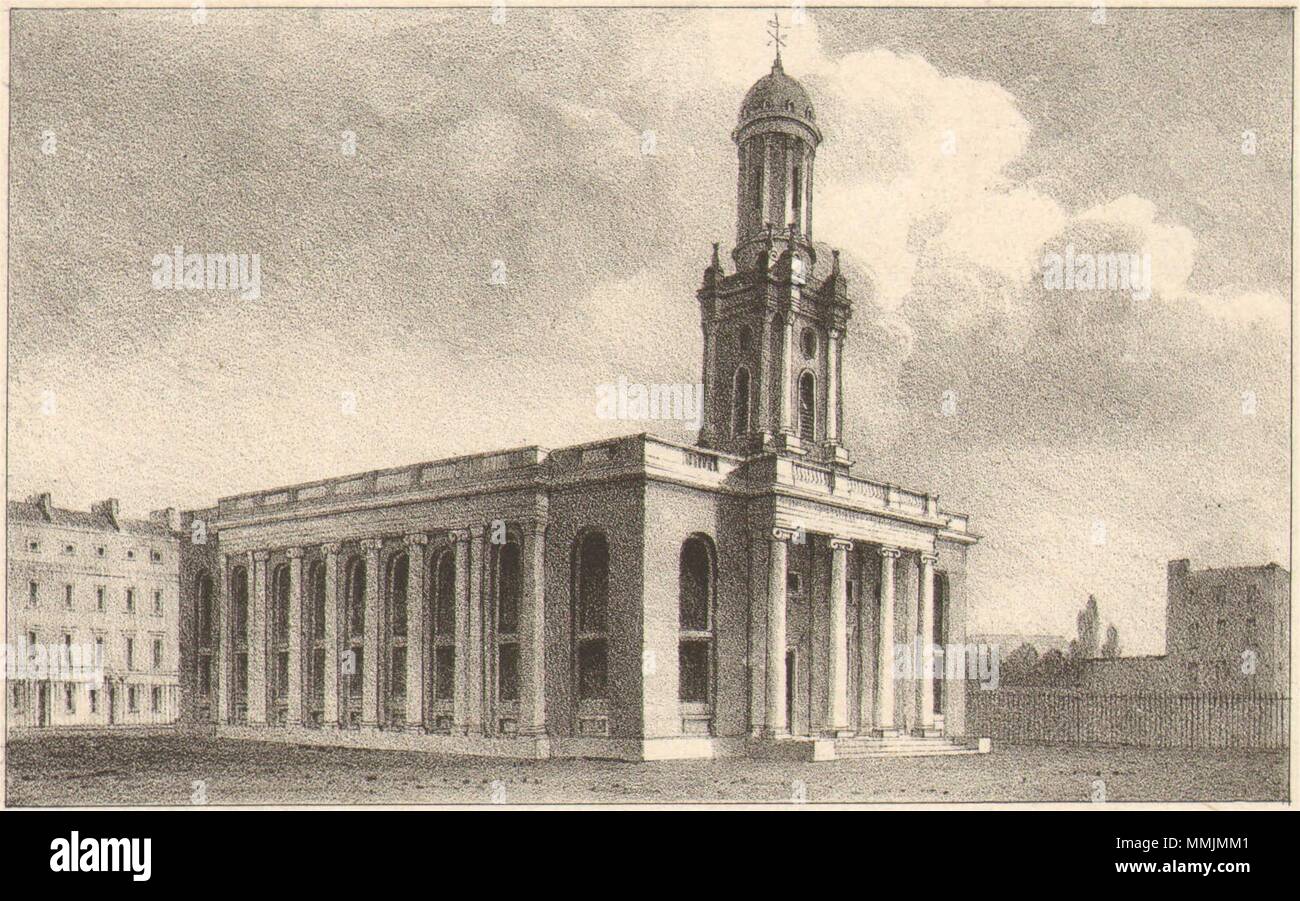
<box><xmin>28</xmin><ymin>581</ymin><xmax>38</xmax><ymax>606</ymax></box>
<box><xmin>64</xmin><ymin>543</ymin><xmax>75</xmax><ymax>555</ymax></box>
<box><xmin>128</xmin><ymin>686</ymin><xmax>139</xmax><ymax>712</ymax></box>
<box><xmin>390</xmin><ymin>647</ymin><xmax>406</xmax><ymax>699</ymax></box>
<box><xmin>96</xmin><ymin>587</ymin><xmax>106</xmax><ymax>611</ymax></box>
<box><xmin>435</xmin><ymin>647</ymin><xmax>455</xmax><ymax>701</ymax></box>
<box><xmin>151</xmin><ymin>686</ymin><xmax>161</xmax><ymax>712</ymax></box>
<box><xmin>28</xmin><ymin>539</ymin><xmax>40</xmax><ymax>552</ymax></box>
<box><xmin>236</xmin><ymin>654</ymin><xmax>249</xmax><ymax>699</ymax></box>
<box><xmin>151</xmin><ymin>549</ymin><xmax>162</xmax><ymax>563</ymax></box>
<box><xmin>95</xmin><ymin>636</ymin><xmax>104</xmax><ymax>667</ymax></box>
<box><xmin>96</xmin><ymin>546</ymin><xmax>105</xmax><ymax>558</ymax></box>
<box><xmin>497</xmin><ymin>644</ymin><xmax>519</xmax><ymax>701</ymax></box>
<box><xmin>13</xmin><ymin>684</ymin><xmax>27</xmax><ymax>713</ymax></box>
<box><xmin>90</xmin><ymin>690</ymin><xmax>99</xmax><ymax>714</ymax></box>
<box><xmin>125</xmin><ymin>637</ymin><xmax>135</xmax><ymax>671</ymax></box>
<box><xmin>64</xmin><ymin>584</ymin><xmax>74</xmax><ymax>608</ymax></box>
<box><xmin>65</xmin><ymin>685</ymin><xmax>75</xmax><ymax>713</ymax></box>
<box><xmin>577</xmin><ymin>640</ymin><xmax>608</xmax><ymax>701</ymax></box>
<box><xmin>153</xmin><ymin>591</ymin><xmax>163</xmax><ymax>615</ymax></box>
<box><xmin>126</xmin><ymin>589</ymin><xmax>136</xmax><ymax>613</ymax></box>
<box><xmin>153</xmin><ymin>639</ymin><xmax>163</xmax><ymax>670</ymax></box>
<box><xmin>679</xmin><ymin>640</ymin><xmax>710</xmax><ymax>703</ymax></box>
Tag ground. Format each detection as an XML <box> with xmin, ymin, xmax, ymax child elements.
<box><xmin>5</xmin><ymin>733</ymin><xmax>1288</xmax><ymax>805</ymax></box>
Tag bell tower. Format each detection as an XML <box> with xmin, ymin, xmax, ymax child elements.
<box><xmin>696</xmin><ymin>31</ymin><xmax>853</xmax><ymax>470</ymax></box>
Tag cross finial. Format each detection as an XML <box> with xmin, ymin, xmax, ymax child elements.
<box><xmin>767</xmin><ymin>12</ymin><xmax>785</xmax><ymax>67</ymax></box>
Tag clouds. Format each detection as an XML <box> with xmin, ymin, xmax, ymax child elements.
<box><xmin>7</xmin><ymin>9</ymin><xmax>1289</xmax><ymax>652</ymax></box>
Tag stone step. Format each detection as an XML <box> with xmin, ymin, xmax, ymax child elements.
<box><xmin>834</xmin><ymin>745</ymin><xmax>980</xmax><ymax>759</ymax></box>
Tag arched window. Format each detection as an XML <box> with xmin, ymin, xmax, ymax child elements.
<box><xmin>309</xmin><ymin>561</ymin><xmax>326</xmax><ymax>641</ymax></box>
<box><xmin>272</xmin><ymin>564</ymin><xmax>290</xmax><ymax>645</ymax></box>
<box><xmin>271</xmin><ymin>564</ymin><xmax>291</xmax><ymax>707</ymax></box>
<box><xmin>344</xmin><ymin>557</ymin><xmax>366</xmax><ymax>705</ymax></box>
<box><xmin>231</xmin><ymin>565</ymin><xmax>249</xmax><ymax>712</ymax></box>
<box><xmin>798</xmin><ymin>370</ymin><xmax>816</xmax><ymax>441</ymax></box>
<box><xmin>432</xmin><ymin>549</ymin><xmax>456</xmax><ymax>706</ymax></box>
<box><xmin>387</xmin><ymin>553</ymin><xmax>410</xmax><ymax>706</ymax></box>
<box><xmin>308</xmin><ymin>560</ymin><xmax>326</xmax><ymax>712</ymax></box>
<box><xmin>388</xmin><ymin>553</ymin><xmax>409</xmax><ymax>638</ymax></box>
<box><xmin>574</xmin><ymin>532</ymin><xmax>610</xmax><ymax>704</ymax></box>
<box><xmin>733</xmin><ymin>366</ymin><xmax>751</xmax><ymax>436</ymax></box>
<box><xmin>196</xmin><ymin>571</ymin><xmax>214</xmax><ymax>702</ymax></box>
<box><xmin>231</xmin><ymin>566</ymin><xmax>249</xmax><ymax>645</ymax></box>
<box><xmin>494</xmin><ymin>541</ymin><xmax>522</xmax><ymax>705</ymax></box>
<box><xmin>678</xmin><ymin>537</ymin><xmax>715</xmax><ymax>709</ymax></box>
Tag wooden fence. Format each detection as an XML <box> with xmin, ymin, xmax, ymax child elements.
<box><xmin>967</xmin><ymin>689</ymin><xmax>1289</xmax><ymax>750</ymax></box>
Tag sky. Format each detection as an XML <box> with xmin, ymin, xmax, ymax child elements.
<box><xmin>8</xmin><ymin>8</ymin><xmax>1292</xmax><ymax>652</ymax></box>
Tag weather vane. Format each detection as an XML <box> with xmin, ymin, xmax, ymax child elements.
<box><xmin>767</xmin><ymin>12</ymin><xmax>786</xmax><ymax>64</ymax></box>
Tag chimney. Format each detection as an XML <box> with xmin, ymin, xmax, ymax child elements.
<box><xmin>92</xmin><ymin>498</ymin><xmax>121</xmax><ymax>530</ymax></box>
<box><xmin>150</xmin><ymin>507</ymin><xmax>181</xmax><ymax>533</ymax></box>
<box><xmin>27</xmin><ymin>492</ymin><xmax>53</xmax><ymax>520</ymax></box>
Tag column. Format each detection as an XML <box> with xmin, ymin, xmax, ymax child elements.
<box><xmin>286</xmin><ymin>547</ymin><xmax>303</xmax><ymax>726</ymax></box>
<box><xmin>778</xmin><ymin>315</ymin><xmax>794</xmax><ymax>435</ymax></box>
<box><xmin>404</xmin><ymin>533</ymin><xmax>428</xmax><ymax>731</ymax></box>
<box><xmin>449</xmin><ymin>530</ymin><xmax>471</xmax><ymax>733</ymax></box>
<box><xmin>874</xmin><ymin>546</ymin><xmax>901</xmax><ymax>736</ymax></box>
<box><xmin>826</xmin><ymin>538</ymin><xmax>852</xmax><ymax>736</ymax></box>
<box><xmin>216</xmin><ymin>554</ymin><xmax>231</xmax><ymax>724</ymax></box>
<box><xmin>322</xmin><ymin>543</ymin><xmax>341</xmax><ymax>726</ymax></box>
<box><xmin>248</xmin><ymin>550</ymin><xmax>268</xmax><ymax>725</ymax></box>
<box><xmin>466</xmin><ymin>527</ymin><xmax>487</xmax><ymax>735</ymax></box>
<box><xmin>915</xmin><ymin>552</ymin><xmax>939</xmax><ymax>737</ymax></box>
<box><xmin>764</xmin><ymin>528</ymin><xmax>793</xmax><ymax>737</ymax></box>
<box><xmin>826</xmin><ymin>328</ymin><xmax>842</xmax><ymax>444</ymax></box>
<box><xmin>699</xmin><ymin>321</ymin><xmax>714</xmax><ymax>445</ymax></box>
<box><xmin>519</xmin><ymin>520</ymin><xmax>548</xmax><ymax>740</ymax></box>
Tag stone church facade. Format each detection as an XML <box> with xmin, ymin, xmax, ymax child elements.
<box><xmin>177</xmin><ymin>56</ymin><xmax>981</xmax><ymax>761</ymax></box>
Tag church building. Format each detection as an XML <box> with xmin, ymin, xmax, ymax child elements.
<box><xmin>177</xmin><ymin>53</ymin><xmax>983</xmax><ymax>761</ymax></box>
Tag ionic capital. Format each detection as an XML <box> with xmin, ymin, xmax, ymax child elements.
<box><xmin>286</xmin><ymin>547</ymin><xmax>303</xmax><ymax>560</ymax></box>
<box><xmin>878</xmin><ymin>546</ymin><xmax>902</xmax><ymax>560</ymax></box>
<box><xmin>447</xmin><ymin>528</ymin><xmax>471</xmax><ymax>544</ymax></box>
<box><xmin>252</xmin><ymin>550</ymin><xmax>270</xmax><ymax>563</ymax></box>
<box><xmin>771</xmin><ymin>527</ymin><xmax>796</xmax><ymax>543</ymax></box>
<box><xmin>920</xmin><ymin>551</ymin><xmax>940</xmax><ymax>567</ymax></box>
<box><xmin>321</xmin><ymin>542</ymin><xmax>343</xmax><ymax>557</ymax></box>
<box><xmin>405</xmin><ymin>533</ymin><xmax>429</xmax><ymax>547</ymax></box>
<box><xmin>829</xmin><ymin>538</ymin><xmax>853</xmax><ymax>552</ymax></box>
<box><xmin>360</xmin><ymin>538</ymin><xmax>383</xmax><ymax>552</ymax></box>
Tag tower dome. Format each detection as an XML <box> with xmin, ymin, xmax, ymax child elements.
<box><xmin>731</xmin><ymin>55</ymin><xmax>821</xmax><ymax>273</ymax></box>
<box><xmin>737</xmin><ymin>56</ymin><xmax>819</xmax><ymax>139</ymax></box>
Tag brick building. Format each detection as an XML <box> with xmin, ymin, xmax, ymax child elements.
<box><xmin>1078</xmin><ymin>558</ymin><xmax>1290</xmax><ymax>694</ymax></box>
<box><xmin>175</xmin><ymin>56</ymin><xmax>982</xmax><ymax>761</ymax></box>
<box><xmin>6</xmin><ymin>493</ymin><xmax>183</xmax><ymax>729</ymax></box>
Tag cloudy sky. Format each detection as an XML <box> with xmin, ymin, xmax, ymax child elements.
<box><xmin>9</xmin><ymin>8</ymin><xmax>1291</xmax><ymax>651</ymax></box>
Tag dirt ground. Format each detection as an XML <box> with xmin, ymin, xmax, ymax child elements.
<box><xmin>5</xmin><ymin>733</ymin><xmax>1287</xmax><ymax>806</ymax></box>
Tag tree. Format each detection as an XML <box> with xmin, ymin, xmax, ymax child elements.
<box><xmin>1100</xmin><ymin>624</ymin><xmax>1121</xmax><ymax>658</ymax></box>
<box><xmin>1070</xmin><ymin>595</ymin><xmax>1102</xmax><ymax>660</ymax></box>
<box><xmin>1000</xmin><ymin>643</ymin><xmax>1040</xmax><ymax>686</ymax></box>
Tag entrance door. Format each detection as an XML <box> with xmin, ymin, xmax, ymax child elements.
<box><xmin>107</xmin><ymin>683</ymin><xmax>116</xmax><ymax>725</ymax></box>
<box><xmin>37</xmin><ymin>683</ymin><xmax>49</xmax><ymax>727</ymax></box>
